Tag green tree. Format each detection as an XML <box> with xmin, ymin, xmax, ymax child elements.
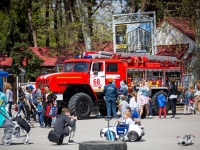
<box><xmin>1</xmin><ymin>0</ymin><xmax>44</xmax><ymax>80</ymax></box>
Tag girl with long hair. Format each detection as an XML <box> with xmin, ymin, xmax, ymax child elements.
<box><xmin>4</xmin><ymin>83</ymin><xmax>14</xmax><ymax>117</ymax></box>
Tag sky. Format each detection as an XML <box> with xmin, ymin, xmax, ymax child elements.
<box><xmin>95</xmin><ymin>0</ymin><xmax>127</xmax><ymax>14</ymax></box>
<box><xmin>94</xmin><ymin>0</ymin><xmax>127</xmax><ymax>25</ymax></box>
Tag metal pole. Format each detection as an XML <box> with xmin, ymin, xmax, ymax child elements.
<box><xmin>153</xmin><ymin>11</ymin><xmax>156</xmax><ymax>55</ymax></box>
<box><xmin>112</xmin><ymin>15</ymin><xmax>116</xmax><ymax>52</ymax></box>
<box><xmin>16</xmin><ymin>76</ymin><xmax>19</xmax><ymax>103</ymax></box>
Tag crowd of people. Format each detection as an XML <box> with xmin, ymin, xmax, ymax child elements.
<box><xmin>0</xmin><ymin>83</ymin><xmax>77</xmax><ymax>144</ymax></box>
<box><xmin>0</xmin><ymin>80</ymin><xmax>88</xmax><ymax>145</ymax></box>
<box><xmin>103</xmin><ymin>78</ymin><xmax>154</xmax><ymax>120</ymax></box>
<box><xmin>103</xmin><ymin>78</ymin><xmax>200</xmax><ymax>120</ymax></box>
<box><xmin>181</xmin><ymin>80</ymin><xmax>200</xmax><ymax>115</ymax></box>
<box><xmin>1</xmin><ymin>78</ymin><xmax>200</xmax><ymax>127</ymax></box>
<box><xmin>1</xmin><ymin>83</ymin><xmax>62</xmax><ymax>128</ymax></box>
<box><xmin>1</xmin><ymin>78</ymin><xmax>200</xmax><ymax>145</ymax></box>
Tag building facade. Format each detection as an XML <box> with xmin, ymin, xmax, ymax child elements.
<box><xmin>127</xmin><ymin>26</ymin><xmax>151</xmax><ymax>53</ymax></box>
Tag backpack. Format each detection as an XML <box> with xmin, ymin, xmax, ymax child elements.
<box><xmin>48</xmin><ymin>106</ymin><xmax>58</xmax><ymax>117</ymax></box>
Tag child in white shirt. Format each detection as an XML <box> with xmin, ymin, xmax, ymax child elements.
<box><xmin>122</xmin><ymin>109</ymin><xmax>135</xmax><ymax>124</ymax></box>
<box><xmin>129</xmin><ymin>91</ymin><xmax>140</xmax><ymax>114</ymax></box>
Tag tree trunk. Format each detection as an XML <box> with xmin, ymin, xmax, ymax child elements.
<box><xmin>27</xmin><ymin>0</ymin><xmax>37</xmax><ymax>47</ymax></box>
<box><xmin>45</xmin><ymin>0</ymin><xmax>50</xmax><ymax>47</ymax></box>
<box><xmin>190</xmin><ymin>8</ymin><xmax>200</xmax><ymax>82</ymax></box>
<box><xmin>128</xmin><ymin>0</ymin><xmax>136</xmax><ymax>13</ymax></box>
<box><xmin>63</xmin><ymin>0</ymin><xmax>74</xmax><ymax>47</ymax></box>
<box><xmin>53</xmin><ymin>0</ymin><xmax>59</xmax><ymax>46</ymax></box>
<box><xmin>140</xmin><ymin>0</ymin><xmax>146</xmax><ymax>12</ymax></box>
<box><xmin>76</xmin><ymin>0</ymin><xmax>91</xmax><ymax>51</ymax></box>
<box><xmin>194</xmin><ymin>8</ymin><xmax>200</xmax><ymax>79</ymax></box>
<box><xmin>87</xmin><ymin>0</ymin><xmax>94</xmax><ymax>37</ymax></box>
<box><xmin>59</xmin><ymin>0</ymin><xmax>63</xmax><ymax>27</ymax></box>
<box><xmin>63</xmin><ymin>0</ymin><xmax>73</xmax><ymax>23</ymax></box>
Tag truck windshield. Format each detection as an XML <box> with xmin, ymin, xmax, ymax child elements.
<box><xmin>63</xmin><ymin>62</ymin><xmax>90</xmax><ymax>72</ymax></box>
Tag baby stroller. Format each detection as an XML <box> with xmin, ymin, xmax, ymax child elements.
<box><xmin>0</xmin><ymin>107</ymin><xmax>30</xmax><ymax>146</ymax></box>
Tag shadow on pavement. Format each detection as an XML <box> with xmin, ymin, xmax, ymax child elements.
<box><xmin>135</xmin><ymin>139</ymin><xmax>146</xmax><ymax>142</ymax></box>
<box><xmin>50</xmin><ymin>143</ymin><xmax>79</xmax><ymax>146</ymax></box>
<box><xmin>1</xmin><ymin>143</ymin><xmax>34</xmax><ymax>145</ymax></box>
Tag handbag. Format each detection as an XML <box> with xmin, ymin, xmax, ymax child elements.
<box><xmin>48</xmin><ymin>130</ymin><xmax>64</xmax><ymax>144</ymax></box>
<box><xmin>48</xmin><ymin>105</ymin><xmax>58</xmax><ymax>117</ymax></box>
<box><xmin>48</xmin><ymin>98</ymin><xmax>58</xmax><ymax>117</ymax></box>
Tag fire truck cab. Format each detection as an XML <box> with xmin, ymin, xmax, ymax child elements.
<box><xmin>36</xmin><ymin>51</ymin><xmax>184</xmax><ymax>119</ymax></box>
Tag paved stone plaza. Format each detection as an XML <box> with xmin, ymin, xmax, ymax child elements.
<box><xmin>0</xmin><ymin>110</ymin><xmax>200</xmax><ymax>150</ymax></box>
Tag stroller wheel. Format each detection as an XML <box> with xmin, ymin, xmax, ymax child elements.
<box><xmin>23</xmin><ymin>139</ymin><xmax>29</xmax><ymax>145</ymax></box>
<box><xmin>2</xmin><ymin>136</ymin><xmax>11</xmax><ymax>146</ymax></box>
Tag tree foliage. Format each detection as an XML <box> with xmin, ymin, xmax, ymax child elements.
<box><xmin>10</xmin><ymin>45</ymin><xmax>44</xmax><ymax>80</ymax></box>
<box><xmin>0</xmin><ymin>0</ymin><xmax>199</xmax><ymax>80</ymax></box>
<box><xmin>0</xmin><ymin>0</ymin><xmax>44</xmax><ymax>81</ymax></box>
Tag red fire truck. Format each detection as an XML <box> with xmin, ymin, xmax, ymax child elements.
<box><xmin>36</xmin><ymin>51</ymin><xmax>184</xmax><ymax>119</ymax></box>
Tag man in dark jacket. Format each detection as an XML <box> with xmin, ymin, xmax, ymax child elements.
<box><xmin>103</xmin><ymin>78</ymin><xmax>118</xmax><ymax>118</ymax></box>
<box><xmin>54</xmin><ymin>107</ymin><xmax>77</xmax><ymax>143</ymax></box>
<box><xmin>167</xmin><ymin>78</ymin><xmax>178</xmax><ymax>119</ymax></box>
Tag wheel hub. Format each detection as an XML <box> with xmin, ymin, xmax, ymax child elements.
<box><xmin>2</xmin><ymin>136</ymin><xmax>11</xmax><ymax>145</ymax></box>
<box><xmin>79</xmin><ymin>100</ymin><xmax>88</xmax><ymax>113</ymax></box>
<box><xmin>129</xmin><ymin>134</ymin><xmax>137</xmax><ymax>141</ymax></box>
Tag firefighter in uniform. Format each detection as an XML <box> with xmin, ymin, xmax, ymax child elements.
<box><xmin>103</xmin><ymin>78</ymin><xmax>118</xmax><ymax>117</ymax></box>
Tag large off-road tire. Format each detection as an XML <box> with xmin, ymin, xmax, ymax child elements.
<box><xmin>68</xmin><ymin>93</ymin><xmax>92</xmax><ymax>119</ymax></box>
<box><xmin>79</xmin><ymin>141</ymin><xmax>127</xmax><ymax>150</ymax></box>
<box><xmin>151</xmin><ymin>90</ymin><xmax>168</xmax><ymax>115</ymax></box>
